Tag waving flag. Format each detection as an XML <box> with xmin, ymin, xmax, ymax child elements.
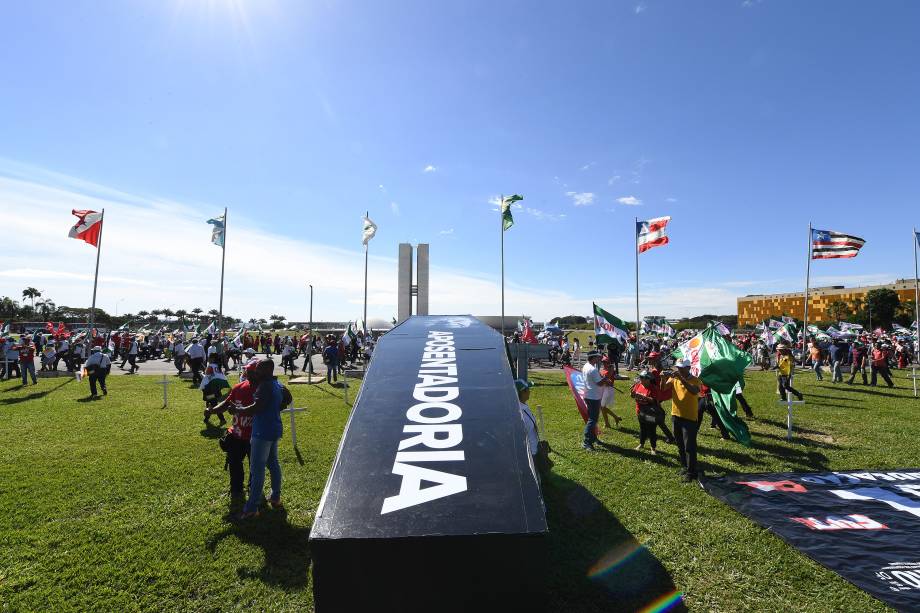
<box><xmin>563</xmin><ymin>366</ymin><xmax>600</xmax><ymax>437</ymax></box>
<box><xmin>207</xmin><ymin>215</ymin><xmax>225</xmax><ymax>247</ymax></box>
<box><xmin>768</xmin><ymin>319</ymin><xmax>784</xmax><ymax>329</ymax></box>
<box><xmin>362</xmin><ymin>215</ymin><xmax>378</xmax><ymax>245</ymax></box>
<box><xmin>811</xmin><ymin>229</ymin><xmax>865</xmax><ymax>259</ymax></box>
<box><xmin>68</xmin><ymin>209</ymin><xmax>104</xmax><ymax>247</ymax></box>
<box><xmin>672</xmin><ymin>325</ymin><xmax>752</xmax><ymax>446</ymax></box>
<box><xmin>204</xmin><ymin>321</ymin><xmax>217</xmax><ymax>336</ymax></box>
<box><xmin>593</xmin><ymin>302</ymin><xmax>629</xmax><ymax>344</ymax></box>
<box><xmin>501</xmin><ymin>195</ymin><xmax>523</xmax><ymax>231</ymax></box>
<box><xmin>521</xmin><ymin>318</ymin><xmax>537</xmax><ymax>344</ymax></box>
<box><xmin>636</xmin><ymin>216</ymin><xmax>671</xmax><ymax>253</ymax></box>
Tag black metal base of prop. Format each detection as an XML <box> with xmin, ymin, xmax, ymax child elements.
<box><xmin>311</xmin><ymin>534</ymin><xmax>546</xmax><ymax>612</ymax></box>
<box><xmin>310</xmin><ymin>316</ymin><xmax>548</xmax><ymax>612</ymax></box>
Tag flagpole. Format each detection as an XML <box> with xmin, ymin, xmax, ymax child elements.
<box><xmin>635</xmin><ymin>217</ymin><xmax>640</xmax><ymax>345</ymax></box>
<box><xmin>218</xmin><ymin>206</ymin><xmax>227</xmax><ymax>333</ymax></box>
<box><xmin>363</xmin><ymin>210</ymin><xmax>369</xmax><ymax>335</ymax></box>
<box><xmin>86</xmin><ymin>208</ymin><xmax>105</xmax><ymax>358</ymax></box>
<box><xmin>914</xmin><ymin>226</ymin><xmax>919</xmax><ymax>362</ymax></box>
<box><xmin>802</xmin><ymin>222</ymin><xmax>812</xmax><ymax>366</ymax></box>
<box><xmin>500</xmin><ymin>195</ymin><xmax>505</xmax><ymax>339</ymax></box>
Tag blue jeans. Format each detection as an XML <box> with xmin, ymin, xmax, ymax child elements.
<box><xmin>583</xmin><ymin>398</ymin><xmax>601</xmax><ymax>447</ymax></box>
<box><xmin>21</xmin><ymin>361</ymin><xmax>37</xmax><ymax>385</ymax></box>
<box><xmin>243</xmin><ymin>436</ymin><xmax>282</xmax><ymax>513</ymax></box>
<box><xmin>831</xmin><ymin>360</ymin><xmax>843</xmax><ymax>382</ymax></box>
<box><xmin>812</xmin><ymin>360</ymin><xmax>823</xmax><ymax>380</ymax></box>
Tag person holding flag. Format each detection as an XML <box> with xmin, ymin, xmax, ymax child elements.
<box><xmin>581</xmin><ymin>350</ymin><xmax>612</xmax><ymax>452</ymax></box>
<box><xmin>660</xmin><ymin>359</ymin><xmax>702</xmax><ymax>481</ymax></box>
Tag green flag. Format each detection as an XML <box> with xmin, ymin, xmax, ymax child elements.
<box><xmin>593</xmin><ymin>302</ymin><xmax>628</xmax><ymax>345</ymax></box>
<box><xmin>501</xmin><ymin>194</ymin><xmax>523</xmax><ymax>231</ymax></box>
<box><xmin>672</xmin><ymin>324</ymin><xmax>753</xmax><ymax>446</ymax></box>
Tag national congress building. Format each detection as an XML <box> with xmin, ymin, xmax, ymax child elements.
<box><xmin>737</xmin><ymin>279</ymin><xmax>917</xmax><ymax>327</ymax></box>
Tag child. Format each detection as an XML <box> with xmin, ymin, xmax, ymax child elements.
<box><xmin>201</xmin><ymin>365</ymin><xmax>231</xmax><ymax>426</ymax></box>
<box><xmin>599</xmin><ymin>357</ymin><xmax>622</xmax><ymax>428</ymax></box>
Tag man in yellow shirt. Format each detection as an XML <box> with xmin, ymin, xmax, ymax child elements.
<box><xmin>661</xmin><ymin>358</ymin><xmax>703</xmax><ymax>482</ymax></box>
<box><xmin>776</xmin><ymin>344</ymin><xmax>804</xmax><ymax>401</ymax></box>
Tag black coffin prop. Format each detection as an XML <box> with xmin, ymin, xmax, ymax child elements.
<box><xmin>310</xmin><ymin>315</ymin><xmax>547</xmax><ymax>612</ymax></box>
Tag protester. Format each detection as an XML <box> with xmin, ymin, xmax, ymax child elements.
<box><xmin>581</xmin><ymin>350</ymin><xmax>610</xmax><ymax>452</ymax></box>
<box><xmin>207</xmin><ymin>360</ymin><xmax>258</xmax><ymax>502</ymax></box>
<box><xmin>776</xmin><ymin>344</ymin><xmax>804</xmax><ymax>401</ymax></box>
<box><xmin>83</xmin><ymin>346</ymin><xmax>111</xmax><ymax>398</ymax></box>
<box><xmin>848</xmin><ymin>341</ymin><xmax>869</xmax><ymax>385</ymax></box>
<box><xmin>323</xmin><ymin>338</ymin><xmax>339</xmax><ymax>384</ymax></box>
<box><xmin>187</xmin><ymin>338</ymin><xmax>206</xmax><ymax>385</ymax></box>
<box><xmin>828</xmin><ymin>340</ymin><xmax>844</xmax><ymax>384</ymax></box>
<box><xmin>631</xmin><ymin>370</ymin><xmax>660</xmax><ymax>454</ymax></box>
<box><xmin>660</xmin><ymin>358</ymin><xmax>702</xmax><ymax>481</ymax></box>
<box><xmin>870</xmin><ymin>342</ymin><xmax>895</xmax><ymax>388</ymax></box>
<box><xmin>231</xmin><ymin>359</ymin><xmax>293</xmax><ymax>519</ymax></box>
<box><xmin>809</xmin><ymin>341</ymin><xmax>824</xmax><ymax>381</ymax></box>
<box><xmin>15</xmin><ymin>337</ymin><xmax>38</xmax><ymax>385</ymax></box>
<box><xmin>173</xmin><ymin>336</ymin><xmax>187</xmax><ymax>375</ymax></box>
<box><xmin>697</xmin><ymin>382</ymin><xmax>730</xmax><ymax>440</ymax></box>
<box><xmin>599</xmin><ymin>357</ymin><xmax>622</xmax><ymax>429</ymax></box>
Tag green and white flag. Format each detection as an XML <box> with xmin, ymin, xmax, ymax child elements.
<box><xmin>501</xmin><ymin>194</ymin><xmax>523</xmax><ymax>231</ymax></box>
<box><xmin>673</xmin><ymin>325</ymin><xmax>753</xmax><ymax>446</ymax></box>
<box><xmin>345</xmin><ymin>321</ymin><xmax>357</xmax><ymax>345</ymax></box>
<box><xmin>362</xmin><ymin>215</ymin><xmax>378</xmax><ymax>245</ymax></box>
<box><xmin>593</xmin><ymin>302</ymin><xmax>628</xmax><ymax>344</ymax></box>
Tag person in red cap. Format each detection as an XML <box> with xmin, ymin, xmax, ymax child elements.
<box><xmin>206</xmin><ymin>360</ymin><xmax>258</xmax><ymax>502</ymax></box>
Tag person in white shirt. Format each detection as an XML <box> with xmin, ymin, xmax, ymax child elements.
<box><xmin>123</xmin><ymin>336</ymin><xmax>139</xmax><ymax>374</ymax></box>
<box><xmin>173</xmin><ymin>338</ymin><xmax>187</xmax><ymax>374</ymax></box>
<box><xmin>84</xmin><ymin>346</ymin><xmax>112</xmax><ymax>397</ymax></box>
<box><xmin>581</xmin><ymin>350</ymin><xmax>609</xmax><ymax>451</ymax></box>
<box><xmin>281</xmin><ymin>338</ymin><xmax>296</xmax><ymax>375</ymax></box>
<box><xmin>186</xmin><ymin>339</ymin><xmax>206</xmax><ymax>385</ymax></box>
<box><xmin>516</xmin><ymin>379</ymin><xmax>539</xmax><ymax>458</ymax></box>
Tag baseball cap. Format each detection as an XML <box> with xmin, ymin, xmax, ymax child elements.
<box><xmin>675</xmin><ymin>358</ymin><xmax>691</xmax><ymax>369</ymax></box>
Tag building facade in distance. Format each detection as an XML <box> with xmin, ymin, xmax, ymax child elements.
<box><xmin>737</xmin><ymin>279</ymin><xmax>917</xmax><ymax>326</ymax></box>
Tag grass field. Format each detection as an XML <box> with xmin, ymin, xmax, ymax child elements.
<box><xmin>2</xmin><ymin>365</ymin><xmax>918</xmax><ymax>611</ymax></box>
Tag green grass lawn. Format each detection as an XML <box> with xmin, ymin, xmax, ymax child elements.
<box><xmin>1</xmin><ymin>366</ymin><xmax>918</xmax><ymax>611</ymax></box>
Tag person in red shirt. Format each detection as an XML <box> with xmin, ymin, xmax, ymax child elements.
<box><xmin>206</xmin><ymin>361</ymin><xmax>258</xmax><ymax>501</ymax></box>
<box><xmin>645</xmin><ymin>352</ymin><xmax>675</xmax><ymax>444</ymax></box>
<box><xmin>17</xmin><ymin>337</ymin><xmax>37</xmax><ymax>385</ymax></box>
<box><xmin>870</xmin><ymin>342</ymin><xmax>895</xmax><ymax>388</ymax></box>
<box><xmin>631</xmin><ymin>371</ymin><xmax>660</xmax><ymax>454</ymax></box>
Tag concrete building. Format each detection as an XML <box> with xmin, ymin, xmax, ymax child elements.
<box><xmin>397</xmin><ymin>243</ymin><xmax>430</xmax><ymax>322</ymax></box>
<box><xmin>737</xmin><ymin>279</ymin><xmax>917</xmax><ymax>326</ymax></box>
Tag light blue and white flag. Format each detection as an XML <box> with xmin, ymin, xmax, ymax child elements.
<box><xmin>207</xmin><ymin>215</ymin><xmax>225</xmax><ymax>247</ymax></box>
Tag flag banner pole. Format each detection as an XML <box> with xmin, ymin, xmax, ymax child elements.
<box><xmin>87</xmin><ymin>208</ymin><xmax>105</xmax><ymax>357</ymax></box>
<box><xmin>500</xmin><ymin>195</ymin><xmax>505</xmax><ymax>339</ymax></box>
<box><xmin>218</xmin><ymin>207</ymin><xmax>227</xmax><ymax>332</ymax></box>
<box><xmin>635</xmin><ymin>217</ymin><xmax>640</xmax><ymax>341</ymax></box>
<box><xmin>914</xmin><ymin>226</ymin><xmax>919</xmax><ymax>362</ymax></box>
<box><xmin>363</xmin><ymin>211</ymin><xmax>369</xmax><ymax>334</ymax></box>
<box><xmin>802</xmin><ymin>222</ymin><xmax>812</xmax><ymax>366</ymax></box>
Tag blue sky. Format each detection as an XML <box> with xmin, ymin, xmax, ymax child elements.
<box><xmin>2</xmin><ymin>0</ymin><xmax>919</xmax><ymax>322</ymax></box>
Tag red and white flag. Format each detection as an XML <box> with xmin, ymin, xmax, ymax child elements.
<box><xmin>637</xmin><ymin>216</ymin><xmax>671</xmax><ymax>253</ymax></box>
<box><xmin>68</xmin><ymin>209</ymin><xmax>103</xmax><ymax>247</ymax></box>
<box><xmin>811</xmin><ymin>229</ymin><xmax>865</xmax><ymax>259</ymax></box>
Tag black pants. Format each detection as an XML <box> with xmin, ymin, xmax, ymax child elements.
<box><xmin>736</xmin><ymin>393</ymin><xmax>754</xmax><ymax>417</ymax></box>
<box><xmin>190</xmin><ymin>357</ymin><xmax>204</xmax><ymax>384</ymax></box>
<box><xmin>672</xmin><ymin>416</ymin><xmax>699</xmax><ymax>477</ymax></box>
<box><xmin>88</xmin><ymin>372</ymin><xmax>107</xmax><ymax>396</ymax></box>
<box><xmin>126</xmin><ymin>354</ymin><xmax>137</xmax><ymax>372</ymax></box>
<box><xmin>3</xmin><ymin>360</ymin><xmax>20</xmax><ymax>379</ymax></box>
<box><xmin>226</xmin><ymin>436</ymin><xmax>251</xmax><ymax>496</ymax></box>
<box><xmin>778</xmin><ymin>375</ymin><xmax>803</xmax><ymax>400</ymax></box>
<box><xmin>638</xmin><ymin>418</ymin><xmax>658</xmax><ymax>448</ymax></box>
<box><xmin>698</xmin><ymin>397</ymin><xmax>729</xmax><ymax>438</ymax></box>
<box><xmin>871</xmin><ymin>365</ymin><xmax>894</xmax><ymax>387</ymax></box>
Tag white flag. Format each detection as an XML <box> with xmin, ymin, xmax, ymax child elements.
<box><xmin>362</xmin><ymin>215</ymin><xmax>378</xmax><ymax>245</ymax></box>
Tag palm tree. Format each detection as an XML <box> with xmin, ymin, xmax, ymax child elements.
<box><xmin>208</xmin><ymin>309</ymin><xmax>219</xmax><ymax>318</ymax></box>
<box><xmin>191</xmin><ymin>307</ymin><xmax>203</xmax><ymax>322</ymax></box>
<box><xmin>22</xmin><ymin>287</ymin><xmax>41</xmax><ymax>310</ymax></box>
<box><xmin>36</xmin><ymin>298</ymin><xmax>56</xmax><ymax>319</ymax></box>
<box><xmin>0</xmin><ymin>296</ymin><xmax>18</xmax><ymax>321</ymax></box>
<box><xmin>175</xmin><ymin>309</ymin><xmax>188</xmax><ymax>324</ymax></box>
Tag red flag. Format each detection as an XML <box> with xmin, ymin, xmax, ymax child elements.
<box><xmin>563</xmin><ymin>366</ymin><xmax>601</xmax><ymax>437</ymax></box>
<box><xmin>56</xmin><ymin>323</ymin><xmax>67</xmax><ymax>336</ymax></box>
<box><xmin>68</xmin><ymin>209</ymin><xmax>104</xmax><ymax>247</ymax></box>
<box><xmin>521</xmin><ymin>318</ymin><xmax>537</xmax><ymax>344</ymax></box>
<box><xmin>637</xmin><ymin>216</ymin><xmax>671</xmax><ymax>253</ymax></box>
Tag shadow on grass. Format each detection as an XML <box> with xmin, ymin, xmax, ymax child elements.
<box><xmin>543</xmin><ymin>473</ymin><xmax>686</xmax><ymax>612</ymax></box>
<box><xmin>207</xmin><ymin>510</ymin><xmax>312</xmax><ymax>591</ymax></box>
<box><xmin>200</xmin><ymin>423</ymin><xmax>225</xmax><ymax>439</ymax></box>
<box><xmin>757</xmin><ymin>418</ymin><xmax>829</xmax><ymax>437</ymax></box>
<box><xmin>0</xmin><ymin>377</ymin><xmax>73</xmax><ymax>405</ymax></box>
<box><xmin>804</xmin><ymin>393</ymin><xmax>864</xmax><ymax>403</ymax></box>
<box><xmin>815</xmin><ymin>384</ymin><xmax>901</xmax><ymax>398</ymax></box>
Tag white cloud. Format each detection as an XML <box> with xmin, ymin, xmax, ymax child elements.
<box><xmin>566</xmin><ymin>191</ymin><xmax>595</xmax><ymax>206</ymax></box>
<box><xmin>631</xmin><ymin>157</ymin><xmax>650</xmax><ymax>184</ymax></box>
<box><xmin>635</xmin><ymin>3</ymin><xmax>646</xmax><ymax>14</ymax></box>
<box><xmin>390</xmin><ymin>201</ymin><xmax>400</xmax><ymax>216</ymax></box>
<box><xmin>607</xmin><ymin>175</ymin><xmax>621</xmax><ymax>185</ymax></box>
<box><xmin>665</xmin><ymin>197</ymin><xmax>677</xmax><ymax>203</ymax></box>
<box><xmin>525</xmin><ymin>208</ymin><xmax>565</xmax><ymax>222</ymax></box>
<box><xmin>438</xmin><ymin>228</ymin><xmax>454</xmax><ymax>235</ymax></box>
<box><xmin>378</xmin><ymin>184</ymin><xmax>386</xmax><ymax>193</ymax></box>
<box><xmin>579</xmin><ymin>162</ymin><xmax>596</xmax><ymax>171</ymax></box>
<box><xmin>423</xmin><ymin>164</ymin><xmax>437</xmax><ymax>173</ymax></box>
<box><xmin>617</xmin><ymin>195</ymin><xmax>642</xmax><ymax>206</ymax></box>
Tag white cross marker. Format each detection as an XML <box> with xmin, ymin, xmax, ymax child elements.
<box><xmin>281</xmin><ymin>407</ymin><xmax>308</xmax><ymax>448</ymax></box>
<box><xmin>777</xmin><ymin>397</ymin><xmax>806</xmax><ymax>441</ymax></box>
<box><xmin>156</xmin><ymin>374</ymin><xmax>173</xmax><ymax>408</ymax></box>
